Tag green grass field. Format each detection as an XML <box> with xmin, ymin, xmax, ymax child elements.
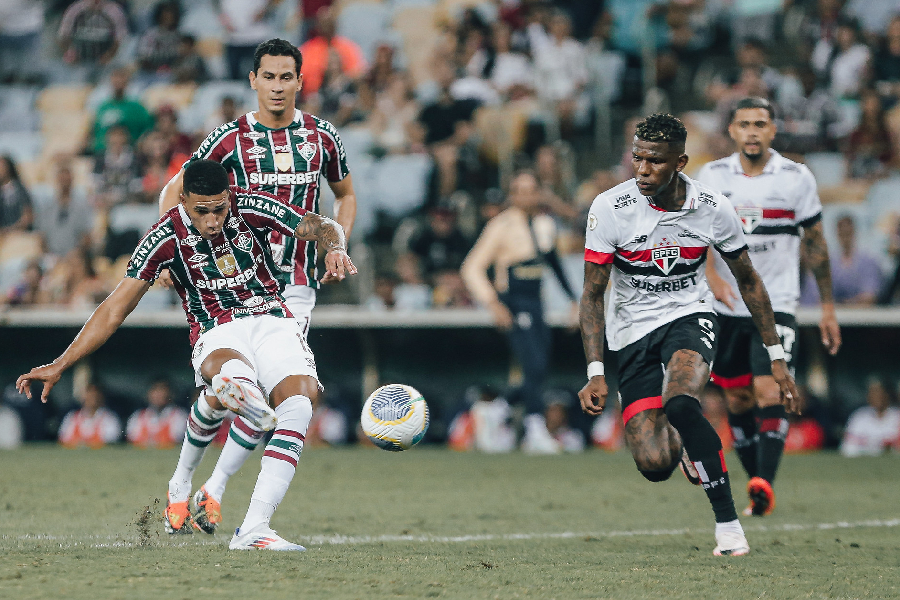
<box><xmin>1</xmin><ymin>445</ymin><xmax>898</xmax><ymax>599</ymax></box>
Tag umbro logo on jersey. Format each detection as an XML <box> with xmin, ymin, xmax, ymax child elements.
<box><xmin>235</xmin><ymin>233</ymin><xmax>253</xmax><ymax>251</ymax></box>
<box><xmin>243</xmin><ymin>132</ymin><xmax>266</xmax><ymax>140</ymax></box>
<box><xmin>737</xmin><ymin>207</ymin><xmax>763</xmax><ymax>234</ymax></box>
<box><xmin>247</xmin><ymin>145</ymin><xmax>267</xmax><ymax>158</ymax></box>
<box><xmin>181</xmin><ymin>234</ymin><xmax>203</xmax><ymax>246</ymax></box>
<box><xmin>298</xmin><ymin>142</ymin><xmax>316</xmax><ymax>161</ymax></box>
<box><xmin>188</xmin><ymin>253</ymin><xmax>206</xmax><ymax>263</ymax></box>
<box><xmin>652</xmin><ymin>238</ymin><xmax>680</xmax><ymax>275</ymax></box>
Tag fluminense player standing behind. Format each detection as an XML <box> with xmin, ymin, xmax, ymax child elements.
<box><xmin>17</xmin><ymin>160</ymin><xmax>357</xmax><ymax>550</ymax></box>
<box><xmin>696</xmin><ymin>97</ymin><xmax>841</xmax><ymax>517</ymax></box>
<box><xmin>157</xmin><ymin>38</ymin><xmax>358</xmax><ymax>535</ymax></box>
<box><xmin>578</xmin><ymin>114</ymin><xmax>800</xmax><ymax>556</ymax></box>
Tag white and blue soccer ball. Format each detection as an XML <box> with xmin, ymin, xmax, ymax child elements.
<box><xmin>361</xmin><ymin>384</ymin><xmax>429</xmax><ymax>451</ymax></box>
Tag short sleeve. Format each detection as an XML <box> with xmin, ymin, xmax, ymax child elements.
<box><xmin>125</xmin><ymin>222</ymin><xmax>176</xmax><ymax>282</ymax></box>
<box><xmin>318</xmin><ymin>120</ymin><xmax>350</xmax><ymax>182</ymax></box>
<box><xmin>185</xmin><ymin>122</ymin><xmax>238</xmax><ymax>168</ymax></box>
<box><xmin>236</xmin><ymin>189</ymin><xmax>307</xmax><ymax>237</ymax></box>
<box><xmin>584</xmin><ymin>195</ymin><xmax>617</xmax><ymax>264</ymax></box>
<box><xmin>795</xmin><ymin>165</ymin><xmax>823</xmax><ymax>227</ymax></box>
<box><xmin>712</xmin><ymin>195</ymin><xmax>748</xmax><ymax>259</ymax></box>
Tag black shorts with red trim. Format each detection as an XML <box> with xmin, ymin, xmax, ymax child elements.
<box><xmin>615</xmin><ymin>313</ymin><xmax>718</xmax><ymax>425</ymax></box>
<box><xmin>710</xmin><ymin>312</ymin><xmax>797</xmax><ymax>388</ymax></box>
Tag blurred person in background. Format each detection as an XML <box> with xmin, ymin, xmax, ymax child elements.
<box><xmin>811</xmin><ymin>17</ymin><xmax>871</xmax><ymax>100</ymax></box>
<box><xmin>408</xmin><ymin>207</ymin><xmax>471</xmax><ymax>285</ymax></box>
<box><xmin>393</xmin><ymin>252</ymin><xmax>432</xmax><ymax>310</ymax></box>
<box><xmin>58</xmin><ymin>383</ymin><xmax>122</xmax><ymax>448</ymax></box>
<box><xmin>802</xmin><ymin>215</ymin><xmax>884</xmax><ymax>306</ymax></box>
<box><xmin>201</xmin><ymin>95</ymin><xmax>240</xmax><ymax>138</ymax></box>
<box><xmin>873</xmin><ymin>16</ymin><xmax>900</xmax><ymax>104</ymax></box>
<box><xmin>0</xmin><ymin>0</ymin><xmax>44</xmax><ymax>84</ymax></box>
<box><xmin>127</xmin><ymin>379</ymin><xmax>187</xmax><ymax>449</ymax></box>
<box><xmin>840</xmin><ymin>378</ymin><xmax>900</xmax><ymax>457</ymax></box>
<box><xmin>308</xmin><ymin>49</ymin><xmax>360</xmax><ymax>127</ymax></box>
<box><xmin>299</xmin><ymin>6</ymin><xmax>367</xmax><ymax>99</ymax></box>
<box><xmin>461</xmin><ymin>170</ymin><xmax>577</xmax><ymax>442</ymax></box>
<box><xmin>136</xmin><ymin>1</ymin><xmax>182</xmax><ymax>82</ymax></box>
<box><xmin>590</xmin><ymin>399</ymin><xmax>624</xmax><ymax>452</ymax></box>
<box><xmin>214</xmin><ymin>0</ymin><xmax>284</xmax><ymax>80</ymax></box>
<box><xmin>845</xmin><ymin>89</ymin><xmax>894</xmax><ymax>179</ymax></box>
<box><xmin>171</xmin><ymin>34</ymin><xmax>209</xmax><ymax>85</ymax></box>
<box><xmin>522</xmin><ymin>389</ymin><xmax>585</xmax><ymax>454</ymax></box>
<box><xmin>0</xmin><ymin>155</ymin><xmax>33</xmax><ymax>234</ymax></box>
<box><xmin>149</xmin><ymin>105</ymin><xmax>193</xmax><ymax>161</ymax></box>
<box><xmin>466</xmin><ymin>21</ymin><xmax>534</xmax><ymax>102</ymax></box>
<box><xmin>89</xmin><ymin>67</ymin><xmax>154</xmax><ymax>155</ymax></box>
<box><xmin>783</xmin><ymin>385</ymin><xmax>827</xmax><ymax>454</ymax></box>
<box><xmin>370</xmin><ymin>73</ymin><xmax>423</xmax><ymax>155</ymax></box>
<box><xmin>4</xmin><ymin>260</ymin><xmax>43</xmax><ymax>306</ymax></box>
<box><xmin>93</xmin><ymin>124</ymin><xmax>142</xmax><ymax>208</ymax></box>
<box><xmin>35</xmin><ymin>162</ymin><xmax>94</xmax><ymax>258</ymax></box>
<box><xmin>448</xmin><ymin>385</ymin><xmax>516</xmax><ymax>453</ymax></box>
<box><xmin>57</xmin><ymin>0</ymin><xmax>128</xmax><ymax>83</ymax></box>
<box><xmin>0</xmin><ymin>394</ymin><xmax>24</xmax><ymax>449</ymax></box>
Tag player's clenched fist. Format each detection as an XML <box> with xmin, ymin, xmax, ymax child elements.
<box><xmin>578</xmin><ymin>376</ymin><xmax>608</xmax><ymax>416</ymax></box>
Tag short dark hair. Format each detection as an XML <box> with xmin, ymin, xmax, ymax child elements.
<box><xmin>253</xmin><ymin>38</ymin><xmax>303</xmax><ymax>75</ymax></box>
<box><xmin>729</xmin><ymin>96</ymin><xmax>776</xmax><ymax>122</ymax></box>
<box><xmin>634</xmin><ymin>113</ymin><xmax>687</xmax><ymax>146</ymax></box>
<box><xmin>183</xmin><ymin>160</ymin><xmax>229</xmax><ymax>196</ymax></box>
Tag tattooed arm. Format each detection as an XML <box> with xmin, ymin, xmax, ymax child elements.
<box><xmin>293</xmin><ymin>213</ymin><xmax>357</xmax><ymax>281</ymax></box>
<box><xmin>802</xmin><ymin>220</ymin><xmax>841</xmax><ymax>355</ymax></box>
<box><xmin>723</xmin><ymin>249</ymin><xmax>801</xmax><ymax>412</ymax></box>
<box><xmin>577</xmin><ymin>262</ymin><xmax>612</xmax><ymax>415</ymax></box>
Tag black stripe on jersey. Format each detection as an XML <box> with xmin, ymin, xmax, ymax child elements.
<box><xmin>613</xmin><ymin>251</ymin><xmax>707</xmax><ymax>277</ymax></box>
<box><xmin>798</xmin><ymin>212</ymin><xmax>822</xmax><ymax>229</ymax></box>
<box><xmin>715</xmin><ymin>244</ymin><xmax>749</xmax><ymax>260</ymax></box>
<box><xmin>751</xmin><ymin>225</ymin><xmax>800</xmax><ymax>236</ymax></box>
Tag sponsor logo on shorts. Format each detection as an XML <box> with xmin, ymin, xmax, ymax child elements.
<box><xmin>192</xmin><ymin>341</ymin><xmax>204</xmax><ymax>361</ymax></box>
<box><xmin>651</xmin><ymin>237</ymin><xmax>680</xmax><ymax>275</ymax></box>
<box><xmin>737</xmin><ymin>206</ymin><xmax>763</xmax><ymax>234</ymax></box>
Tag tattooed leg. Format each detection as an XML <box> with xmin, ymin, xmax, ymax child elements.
<box><xmin>625</xmin><ymin>409</ymin><xmax>682</xmax><ymax>481</ymax></box>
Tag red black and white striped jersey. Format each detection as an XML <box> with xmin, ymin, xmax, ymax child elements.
<box><xmin>696</xmin><ymin>150</ymin><xmax>822</xmax><ymax>317</ymax></box>
<box><xmin>186</xmin><ymin>109</ymin><xmax>350</xmax><ymax>288</ymax></box>
<box><xmin>584</xmin><ymin>173</ymin><xmax>747</xmax><ymax>351</ymax></box>
<box><xmin>126</xmin><ymin>186</ymin><xmax>307</xmax><ymax>346</ymax></box>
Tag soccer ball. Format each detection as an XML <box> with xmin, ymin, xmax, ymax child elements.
<box><xmin>361</xmin><ymin>384</ymin><xmax>429</xmax><ymax>451</ymax></box>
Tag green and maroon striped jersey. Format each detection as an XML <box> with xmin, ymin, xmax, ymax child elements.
<box><xmin>186</xmin><ymin>109</ymin><xmax>350</xmax><ymax>289</ymax></box>
<box><xmin>126</xmin><ymin>186</ymin><xmax>307</xmax><ymax>346</ymax></box>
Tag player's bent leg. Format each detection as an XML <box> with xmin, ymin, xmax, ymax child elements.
<box><xmin>201</xmin><ymin>350</ymin><xmax>277</xmax><ymax>431</ymax></box>
<box><xmin>747</xmin><ymin>375</ymin><xmax>786</xmax><ymax>516</ymax></box>
<box><xmin>623</xmin><ymin>408</ymin><xmax>682</xmax><ymax>482</ymax></box>
<box><xmin>723</xmin><ymin>385</ymin><xmax>759</xmax><ymax>480</ymax></box>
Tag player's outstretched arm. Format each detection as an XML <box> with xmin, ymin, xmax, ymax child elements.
<box><xmin>578</xmin><ymin>262</ymin><xmax>612</xmax><ymax>416</ymax></box>
<box><xmin>329</xmin><ymin>174</ymin><xmax>357</xmax><ymax>241</ymax></box>
<box><xmin>723</xmin><ymin>250</ymin><xmax>801</xmax><ymax>413</ymax></box>
<box><xmin>16</xmin><ymin>278</ymin><xmax>152</xmax><ymax>403</ymax></box>
<box><xmin>293</xmin><ymin>213</ymin><xmax>357</xmax><ymax>282</ymax></box>
<box><xmin>801</xmin><ymin>221</ymin><xmax>841</xmax><ymax>355</ymax></box>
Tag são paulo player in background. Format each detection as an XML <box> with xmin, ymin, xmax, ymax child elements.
<box><xmin>696</xmin><ymin>97</ymin><xmax>841</xmax><ymax>517</ymax></box>
<box><xmin>578</xmin><ymin>114</ymin><xmax>800</xmax><ymax>556</ymax></box>
<box><xmin>157</xmin><ymin>38</ymin><xmax>358</xmax><ymax>535</ymax></box>
<box><xmin>17</xmin><ymin>160</ymin><xmax>357</xmax><ymax>550</ymax></box>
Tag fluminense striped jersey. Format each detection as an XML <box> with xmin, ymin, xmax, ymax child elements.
<box><xmin>584</xmin><ymin>173</ymin><xmax>748</xmax><ymax>351</ymax></box>
<box><xmin>126</xmin><ymin>186</ymin><xmax>307</xmax><ymax>346</ymax></box>
<box><xmin>186</xmin><ymin>108</ymin><xmax>350</xmax><ymax>289</ymax></box>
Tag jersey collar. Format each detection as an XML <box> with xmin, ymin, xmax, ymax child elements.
<box><xmin>646</xmin><ymin>172</ymin><xmax>699</xmax><ymax>212</ymax></box>
<box><xmin>728</xmin><ymin>149</ymin><xmax>783</xmax><ymax>175</ymax></box>
<box><xmin>245</xmin><ymin>109</ymin><xmax>303</xmax><ymax>130</ymax></box>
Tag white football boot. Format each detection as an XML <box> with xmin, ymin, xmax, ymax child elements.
<box><xmin>713</xmin><ymin>524</ymin><xmax>750</xmax><ymax>556</ymax></box>
<box><xmin>229</xmin><ymin>524</ymin><xmax>306</xmax><ymax>551</ymax></box>
<box><xmin>211</xmin><ymin>374</ymin><xmax>277</xmax><ymax>431</ymax></box>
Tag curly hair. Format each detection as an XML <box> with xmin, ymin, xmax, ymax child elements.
<box><xmin>634</xmin><ymin>113</ymin><xmax>687</xmax><ymax>146</ymax></box>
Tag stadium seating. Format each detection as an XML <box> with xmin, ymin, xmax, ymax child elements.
<box><xmin>804</xmin><ymin>152</ymin><xmax>847</xmax><ymax>190</ymax></box>
<box><xmin>337</xmin><ymin>2</ymin><xmax>393</xmax><ymax>62</ymax></box>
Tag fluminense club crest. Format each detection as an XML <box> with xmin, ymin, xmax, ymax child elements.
<box><xmin>652</xmin><ymin>237</ymin><xmax>680</xmax><ymax>275</ymax></box>
<box><xmin>297</xmin><ymin>142</ymin><xmax>316</xmax><ymax>161</ymax></box>
<box><xmin>234</xmin><ymin>233</ymin><xmax>252</xmax><ymax>251</ymax></box>
<box><xmin>736</xmin><ymin>206</ymin><xmax>763</xmax><ymax>234</ymax></box>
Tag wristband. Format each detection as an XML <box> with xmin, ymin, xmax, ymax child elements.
<box><xmin>766</xmin><ymin>344</ymin><xmax>786</xmax><ymax>361</ymax></box>
<box><xmin>587</xmin><ymin>361</ymin><xmax>604</xmax><ymax>379</ymax></box>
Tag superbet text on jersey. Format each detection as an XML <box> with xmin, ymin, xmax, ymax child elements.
<box><xmin>187</xmin><ymin>109</ymin><xmax>350</xmax><ymax>289</ymax></box>
<box><xmin>584</xmin><ymin>173</ymin><xmax>748</xmax><ymax>351</ymax></box>
<box><xmin>126</xmin><ymin>186</ymin><xmax>307</xmax><ymax>346</ymax></box>
<box><xmin>696</xmin><ymin>150</ymin><xmax>822</xmax><ymax>318</ymax></box>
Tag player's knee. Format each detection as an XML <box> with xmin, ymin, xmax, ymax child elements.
<box><xmin>724</xmin><ymin>387</ymin><xmax>755</xmax><ymax>414</ymax></box>
<box><xmin>663</xmin><ymin>394</ymin><xmax>704</xmax><ymax>431</ymax></box>
<box><xmin>638</xmin><ymin>464</ymin><xmax>677</xmax><ymax>482</ymax></box>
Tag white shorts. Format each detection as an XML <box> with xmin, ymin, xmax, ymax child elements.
<box><xmin>282</xmin><ymin>284</ymin><xmax>316</xmax><ymax>337</ymax></box>
<box><xmin>191</xmin><ymin>314</ymin><xmax>319</xmax><ymax>398</ymax></box>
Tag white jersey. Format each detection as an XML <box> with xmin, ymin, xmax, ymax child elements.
<box><xmin>585</xmin><ymin>173</ymin><xmax>747</xmax><ymax>351</ymax></box>
<box><xmin>696</xmin><ymin>150</ymin><xmax>822</xmax><ymax>317</ymax></box>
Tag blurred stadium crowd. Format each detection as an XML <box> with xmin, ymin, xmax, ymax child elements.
<box><xmin>0</xmin><ymin>0</ymin><xmax>899</xmax><ymax>453</ymax></box>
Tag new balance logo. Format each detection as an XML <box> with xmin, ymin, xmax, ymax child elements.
<box><xmin>631</xmin><ymin>235</ymin><xmax>647</xmax><ymax>244</ymax></box>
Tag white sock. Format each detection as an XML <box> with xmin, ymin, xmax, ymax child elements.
<box><xmin>219</xmin><ymin>359</ymin><xmax>264</xmax><ymax>397</ymax></box>
<box><xmin>715</xmin><ymin>519</ymin><xmax>745</xmax><ymax>537</ymax></box>
<box><xmin>203</xmin><ymin>416</ymin><xmax>265</xmax><ymax>502</ymax></box>
<box><xmin>239</xmin><ymin>395</ymin><xmax>313</xmax><ymax>532</ymax></box>
<box><xmin>169</xmin><ymin>396</ymin><xmax>227</xmax><ymax>502</ymax></box>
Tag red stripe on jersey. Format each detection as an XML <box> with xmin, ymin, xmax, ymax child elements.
<box><xmin>761</xmin><ymin>209</ymin><xmax>795</xmax><ymax>220</ymax></box>
<box><xmin>616</xmin><ymin>246</ymin><xmax>707</xmax><ymax>262</ymax></box>
<box><xmin>274</xmin><ymin>429</ymin><xmax>306</xmax><ymax>441</ymax></box>
<box><xmin>622</xmin><ymin>396</ymin><xmax>664</xmax><ymax>425</ymax></box>
<box><xmin>719</xmin><ymin>449</ymin><xmax>728</xmax><ymax>473</ymax></box>
<box><xmin>263</xmin><ymin>449</ymin><xmax>299</xmax><ymax>467</ymax></box>
<box><xmin>710</xmin><ymin>372</ymin><xmax>752</xmax><ymax>389</ymax></box>
<box><xmin>585</xmin><ymin>249</ymin><xmax>614</xmax><ymax>264</ymax></box>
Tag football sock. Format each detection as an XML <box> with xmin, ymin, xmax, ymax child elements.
<box><xmin>727</xmin><ymin>408</ymin><xmax>758</xmax><ymax>478</ymax></box>
<box><xmin>715</xmin><ymin>519</ymin><xmax>745</xmax><ymax>537</ymax></box>
<box><xmin>239</xmin><ymin>395</ymin><xmax>313</xmax><ymax>532</ymax></box>
<box><xmin>203</xmin><ymin>416</ymin><xmax>265</xmax><ymax>502</ymax></box>
<box><xmin>664</xmin><ymin>395</ymin><xmax>738</xmax><ymax>523</ymax></box>
<box><xmin>755</xmin><ymin>404</ymin><xmax>788</xmax><ymax>484</ymax></box>
<box><xmin>169</xmin><ymin>396</ymin><xmax>227</xmax><ymax>502</ymax></box>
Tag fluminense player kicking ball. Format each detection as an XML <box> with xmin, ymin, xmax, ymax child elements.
<box><xmin>697</xmin><ymin>97</ymin><xmax>841</xmax><ymax>517</ymax></box>
<box><xmin>17</xmin><ymin>160</ymin><xmax>356</xmax><ymax>551</ymax></box>
<box><xmin>578</xmin><ymin>114</ymin><xmax>800</xmax><ymax>556</ymax></box>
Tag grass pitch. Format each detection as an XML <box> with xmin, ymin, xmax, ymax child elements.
<box><xmin>1</xmin><ymin>445</ymin><xmax>897</xmax><ymax>600</ymax></box>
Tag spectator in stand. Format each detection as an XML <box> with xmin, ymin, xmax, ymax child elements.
<box><xmin>447</xmin><ymin>385</ymin><xmax>516</xmax><ymax>453</ymax></box>
<box><xmin>58</xmin><ymin>383</ymin><xmax>121</xmax><ymax>448</ymax></box>
<box><xmin>171</xmin><ymin>34</ymin><xmax>209</xmax><ymax>85</ymax></box>
<box><xmin>802</xmin><ymin>215</ymin><xmax>884</xmax><ymax>306</ymax></box>
<box><xmin>305</xmin><ymin>402</ymin><xmax>348</xmax><ymax>447</ymax></box>
<box><xmin>300</xmin><ymin>6</ymin><xmax>367</xmax><ymax>98</ymax></box>
<box><xmin>467</xmin><ymin>21</ymin><xmax>534</xmax><ymax>102</ymax></box>
<box><xmin>393</xmin><ymin>252</ymin><xmax>432</xmax><ymax>310</ymax></box>
<box><xmin>534</xmin><ymin>143</ymin><xmax>578</xmax><ymax>222</ymax></box>
<box><xmin>57</xmin><ymin>0</ymin><xmax>129</xmax><ymax>83</ymax></box>
<box><xmin>202</xmin><ymin>96</ymin><xmax>241</xmax><ymax>138</ymax></box>
<box><xmin>93</xmin><ymin>124</ymin><xmax>142</xmax><ymax>208</ymax></box>
<box><xmin>365</xmin><ymin>44</ymin><xmax>397</xmax><ymax>96</ymax></box>
<box><xmin>432</xmin><ymin>270</ymin><xmax>473</xmax><ymax>308</ymax></box>
<box><xmin>4</xmin><ymin>260</ymin><xmax>42</xmax><ymax>306</ymax></box>
<box><xmin>585</xmin><ymin>12</ymin><xmax>626</xmax><ymax>107</ymax></box>
<box><xmin>777</xmin><ymin>67</ymin><xmax>844</xmax><ymax>153</ymax></box>
<box><xmin>35</xmin><ymin>162</ymin><xmax>94</xmax><ymax>258</ymax></box>
<box><xmin>370</xmin><ymin>73</ymin><xmax>422</xmax><ymax>155</ymax></box>
<box><xmin>812</xmin><ymin>17</ymin><xmax>872</xmax><ymax>100</ymax></box>
<box><xmin>522</xmin><ymin>390</ymin><xmax>585</xmax><ymax>454</ymax></box>
<box><xmin>364</xmin><ymin>273</ymin><xmax>398</xmax><ymax>311</ymax></box>
<box><xmin>591</xmin><ymin>400</ymin><xmax>624</xmax><ymax>451</ymax></box>
<box><xmin>90</xmin><ymin>67</ymin><xmax>155</xmax><ymax>155</ymax></box>
<box><xmin>0</xmin><ymin>0</ymin><xmax>44</xmax><ymax>84</ymax></box>
<box><xmin>309</xmin><ymin>50</ymin><xmax>359</xmax><ymax>127</ymax></box>
<box><xmin>297</xmin><ymin>0</ymin><xmax>335</xmax><ymax>43</ymax></box>
<box><xmin>409</xmin><ymin>207</ymin><xmax>471</xmax><ymax>284</ymax></box>
<box><xmin>707</xmin><ymin>38</ymin><xmax>783</xmax><ymax>107</ymax></box>
<box><xmin>126</xmin><ymin>379</ymin><xmax>187</xmax><ymax>449</ymax></box>
<box><xmin>215</xmin><ymin>0</ymin><xmax>283</xmax><ymax>80</ymax></box>
<box><xmin>873</xmin><ymin>16</ymin><xmax>900</xmax><ymax>105</ymax></box>
<box><xmin>0</xmin><ymin>155</ymin><xmax>33</xmax><ymax>234</ymax></box>
<box><xmin>146</xmin><ymin>105</ymin><xmax>193</xmax><ymax>161</ymax></box>
<box><xmin>846</xmin><ymin>89</ymin><xmax>894</xmax><ymax>179</ymax></box>
<box><xmin>138</xmin><ymin>130</ymin><xmax>176</xmax><ymax>202</ymax></box>
<box><xmin>840</xmin><ymin>378</ymin><xmax>900</xmax><ymax>457</ymax></box>
<box><xmin>136</xmin><ymin>1</ymin><xmax>182</xmax><ymax>81</ymax></box>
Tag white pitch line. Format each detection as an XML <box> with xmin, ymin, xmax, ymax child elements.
<box><xmin>7</xmin><ymin>518</ymin><xmax>898</xmax><ymax>550</ymax></box>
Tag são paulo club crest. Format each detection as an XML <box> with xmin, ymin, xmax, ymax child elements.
<box><xmin>215</xmin><ymin>252</ymin><xmax>239</xmax><ymax>276</ymax></box>
<box><xmin>651</xmin><ymin>237</ymin><xmax>680</xmax><ymax>275</ymax></box>
<box><xmin>736</xmin><ymin>206</ymin><xmax>763</xmax><ymax>234</ymax></box>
